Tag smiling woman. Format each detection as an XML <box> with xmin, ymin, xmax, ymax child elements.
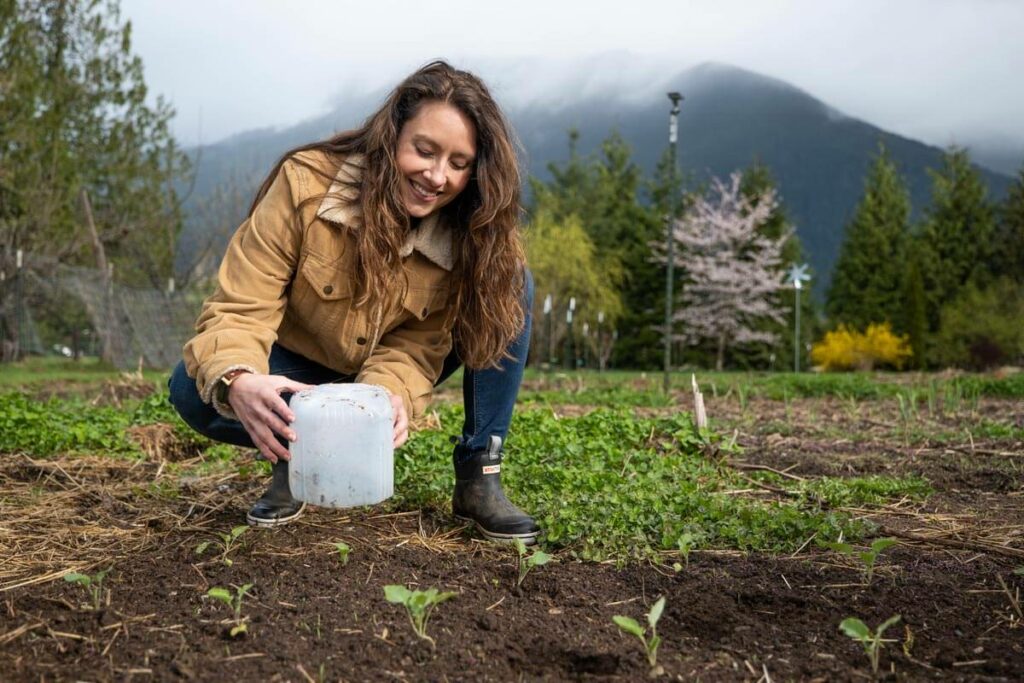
<box><xmin>166</xmin><ymin>61</ymin><xmax>540</xmax><ymax>544</ymax></box>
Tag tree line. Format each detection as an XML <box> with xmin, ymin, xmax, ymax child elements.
<box><xmin>526</xmin><ymin>135</ymin><xmax>1023</xmax><ymax>371</ymax></box>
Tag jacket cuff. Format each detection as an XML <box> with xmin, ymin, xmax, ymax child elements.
<box><xmin>204</xmin><ymin>364</ymin><xmax>258</xmax><ymax>421</ymax></box>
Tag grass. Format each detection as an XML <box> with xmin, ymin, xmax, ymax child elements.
<box><xmin>0</xmin><ymin>355</ymin><xmax>166</xmax><ymax>387</ymax></box>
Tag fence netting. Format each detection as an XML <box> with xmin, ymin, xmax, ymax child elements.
<box><xmin>0</xmin><ymin>253</ymin><xmax>200</xmax><ymax>370</ymax></box>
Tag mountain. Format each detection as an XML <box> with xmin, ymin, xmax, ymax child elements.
<box><xmin>177</xmin><ymin>62</ymin><xmax>1013</xmax><ymax>293</ymax></box>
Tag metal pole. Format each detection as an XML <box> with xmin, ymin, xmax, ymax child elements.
<box><xmin>794</xmin><ymin>285</ymin><xmax>801</xmax><ymax>373</ymax></box>
<box><xmin>14</xmin><ymin>249</ymin><xmax>23</xmax><ymax>361</ymax></box>
<box><xmin>543</xmin><ymin>294</ymin><xmax>553</xmax><ymax>372</ymax></box>
<box><xmin>664</xmin><ymin>92</ymin><xmax>683</xmax><ymax>394</ymax></box>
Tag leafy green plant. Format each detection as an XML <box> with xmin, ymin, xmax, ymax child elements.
<box><xmin>206</xmin><ymin>583</ymin><xmax>254</xmax><ymax>637</ymax></box>
<box><xmin>839</xmin><ymin>615</ymin><xmax>901</xmax><ymax>676</ymax></box>
<box><xmin>383</xmin><ymin>585</ymin><xmax>456</xmax><ymax>646</ymax></box>
<box><xmin>195</xmin><ymin>525</ymin><xmax>249</xmax><ymax>566</ymax></box>
<box><xmin>63</xmin><ymin>568</ymin><xmax>111</xmax><ymax>610</ymax></box>
<box><xmin>613</xmin><ymin>596</ymin><xmax>666</xmax><ymax>674</ymax></box>
<box><xmin>513</xmin><ymin>538</ymin><xmax>552</xmax><ymax>587</ymax></box>
<box><xmin>824</xmin><ymin>538</ymin><xmax>897</xmax><ymax>584</ymax></box>
<box><xmin>333</xmin><ymin>541</ymin><xmax>351</xmax><ymax>566</ymax></box>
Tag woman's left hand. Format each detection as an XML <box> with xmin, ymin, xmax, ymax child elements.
<box><xmin>389</xmin><ymin>393</ymin><xmax>409</xmax><ymax>448</ymax></box>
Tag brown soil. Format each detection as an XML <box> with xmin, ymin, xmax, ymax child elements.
<box><xmin>2</xmin><ymin>386</ymin><xmax>1022</xmax><ymax>681</ymax></box>
<box><xmin>2</xmin><ymin>462</ymin><xmax>1022</xmax><ymax>682</ymax></box>
<box><xmin>3</xmin><ymin>507</ymin><xmax>1023</xmax><ymax>682</ymax></box>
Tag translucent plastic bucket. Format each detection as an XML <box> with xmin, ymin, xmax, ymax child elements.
<box><xmin>288</xmin><ymin>383</ymin><xmax>394</xmax><ymax>508</ymax></box>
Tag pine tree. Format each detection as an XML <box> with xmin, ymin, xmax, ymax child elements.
<box><xmin>918</xmin><ymin>146</ymin><xmax>997</xmax><ymax>331</ymax></box>
<box><xmin>737</xmin><ymin>160</ymin><xmax>815</xmax><ymax>370</ymax></box>
<box><xmin>826</xmin><ymin>144</ymin><xmax>911</xmax><ymax>330</ymax></box>
<box><xmin>901</xmin><ymin>249</ymin><xmax>927</xmax><ymax>369</ymax></box>
<box><xmin>531</xmin><ymin>130</ymin><xmax>662</xmax><ymax>368</ymax></box>
<box><xmin>0</xmin><ymin>0</ymin><xmax>188</xmax><ymax>287</ymax></box>
<box><xmin>993</xmin><ymin>166</ymin><xmax>1024</xmax><ymax>283</ymax></box>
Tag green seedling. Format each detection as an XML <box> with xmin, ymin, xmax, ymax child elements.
<box><xmin>613</xmin><ymin>596</ymin><xmax>666</xmax><ymax>675</ymax></box>
<box><xmin>839</xmin><ymin>614</ymin><xmax>901</xmax><ymax>676</ymax></box>
<box><xmin>334</xmin><ymin>541</ymin><xmax>351</xmax><ymax>566</ymax></box>
<box><xmin>383</xmin><ymin>584</ymin><xmax>456</xmax><ymax>646</ymax></box>
<box><xmin>206</xmin><ymin>583</ymin><xmax>254</xmax><ymax>637</ymax></box>
<box><xmin>676</xmin><ymin>532</ymin><xmax>698</xmax><ymax>568</ymax></box>
<box><xmin>513</xmin><ymin>537</ymin><xmax>552</xmax><ymax>588</ymax></box>
<box><xmin>63</xmin><ymin>568</ymin><xmax>111</xmax><ymax>611</ymax></box>
<box><xmin>195</xmin><ymin>525</ymin><xmax>249</xmax><ymax>566</ymax></box>
<box><xmin>824</xmin><ymin>538</ymin><xmax>897</xmax><ymax>584</ymax></box>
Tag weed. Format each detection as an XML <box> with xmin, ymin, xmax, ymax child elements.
<box><xmin>613</xmin><ymin>596</ymin><xmax>666</xmax><ymax>674</ymax></box>
<box><xmin>63</xmin><ymin>568</ymin><xmax>111</xmax><ymax>610</ymax></box>
<box><xmin>383</xmin><ymin>584</ymin><xmax>456</xmax><ymax>646</ymax></box>
<box><xmin>206</xmin><ymin>583</ymin><xmax>254</xmax><ymax>637</ymax></box>
<box><xmin>195</xmin><ymin>525</ymin><xmax>249</xmax><ymax>566</ymax></box>
<box><xmin>839</xmin><ymin>614</ymin><xmax>901</xmax><ymax>676</ymax></box>
<box><xmin>823</xmin><ymin>538</ymin><xmax>897</xmax><ymax>584</ymax></box>
<box><xmin>513</xmin><ymin>538</ymin><xmax>552</xmax><ymax>588</ymax></box>
<box><xmin>334</xmin><ymin>541</ymin><xmax>351</xmax><ymax>566</ymax></box>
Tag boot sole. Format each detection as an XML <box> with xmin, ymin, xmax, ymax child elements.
<box><xmin>246</xmin><ymin>502</ymin><xmax>307</xmax><ymax>528</ymax></box>
<box><xmin>454</xmin><ymin>514</ymin><xmax>539</xmax><ymax>545</ymax></box>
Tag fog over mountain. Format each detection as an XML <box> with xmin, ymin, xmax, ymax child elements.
<box><xmin>178</xmin><ymin>61</ymin><xmax>1014</xmax><ymax>293</ymax></box>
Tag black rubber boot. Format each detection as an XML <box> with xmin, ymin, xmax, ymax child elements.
<box><xmin>452</xmin><ymin>436</ymin><xmax>540</xmax><ymax>545</ymax></box>
<box><xmin>246</xmin><ymin>460</ymin><xmax>306</xmax><ymax>528</ymax></box>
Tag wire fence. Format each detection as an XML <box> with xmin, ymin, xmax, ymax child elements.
<box><xmin>0</xmin><ymin>253</ymin><xmax>200</xmax><ymax>370</ymax></box>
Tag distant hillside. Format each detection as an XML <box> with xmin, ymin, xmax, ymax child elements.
<box><xmin>177</xmin><ymin>62</ymin><xmax>1013</xmax><ymax>293</ymax></box>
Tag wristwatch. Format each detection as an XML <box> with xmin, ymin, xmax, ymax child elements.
<box><xmin>216</xmin><ymin>368</ymin><xmax>251</xmax><ymax>404</ymax></box>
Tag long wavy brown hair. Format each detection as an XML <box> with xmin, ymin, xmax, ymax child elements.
<box><xmin>249</xmin><ymin>61</ymin><xmax>525</xmax><ymax>369</ymax></box>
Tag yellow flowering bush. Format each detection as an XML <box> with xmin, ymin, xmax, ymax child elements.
<box><xmin>811</xmin><ymin>322</ymin><xmax>913</xmax><ymax>371</ymax></box>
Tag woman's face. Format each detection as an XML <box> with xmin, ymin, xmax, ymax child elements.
<box><xmin>395</xmin><ymin>101</ymin><xmax>477</xmax><ymax>219</ymax></box>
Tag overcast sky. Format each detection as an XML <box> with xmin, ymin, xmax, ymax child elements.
<box><xmin>122</xmin><ymin>0</ymin><xmax>1023</xmax><ymax>154</ymax></box>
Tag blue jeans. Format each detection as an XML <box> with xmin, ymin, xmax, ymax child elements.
<box><xmin>168</xmin><ymin>271</ymin><xmax>533</xmax><ymax>460</ymax></box>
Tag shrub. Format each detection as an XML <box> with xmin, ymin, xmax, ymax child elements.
<box><xmin>810</xmin><ymin>322</ymin><xmax>912</xmax><ymax>371</ymax></box>
<box><xmin>935</xmin><ymin>278</ymin><xmax>1024</xmax><ymax>369</ymax></box>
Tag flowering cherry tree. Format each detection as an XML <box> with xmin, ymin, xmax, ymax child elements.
<box><xmin>664</xmin><ymin>172</ymin><xmax>790</xmax><ymax>370</ymax></box>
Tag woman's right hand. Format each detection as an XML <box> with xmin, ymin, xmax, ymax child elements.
<box><xmin>227</xmin><ymin>373</ymin><xmax>313</xmax><ymax>463</ymax></box>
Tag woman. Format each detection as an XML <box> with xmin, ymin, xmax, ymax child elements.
<box><xmin>168</xmin><ymin>61</ymin><xmax>539</xmax><ymax>545</ymax></box>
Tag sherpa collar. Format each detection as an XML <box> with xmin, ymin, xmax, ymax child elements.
<box><xmin>316</xmin><ymin>154</ymin><xmax>455</xmax><ymax>272</ymax></box>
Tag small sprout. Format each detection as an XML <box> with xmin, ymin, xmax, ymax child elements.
<box><xmin>613</xmin><ymin>596</ymin><xmax>666</xmax><ymax>675</ymax></box>
<box><xmin>824</xmin><ymin>538</ymin><xmax>897</xmax><ymax>584</ymax></box>
<box><xmin>63</xmin><ymin>568</ymin><xmax>111</xmax><ymax>611</ymax></box>
<box><xmin>195</xmin><ymin>525</ymin><xmax>249</xmax><ymax>566</ymax></box>
<box><xmin>383</xmin><ymin>584</ymin><xmax>456</xmax><ymax>646</ymax></box>
<box><xmin>839</xmin><ymin>614</ymin><xmax>901</xmax><ymax>676</ymax></box>
<box><xmin>206</xmin><ymin>583</ymin><xmax>254</xmax><ymax>638</ymax></box>
<box><xmin>1013</xmin><ymin>566</ymin><xmax>1024</xmax><ymax>576</ymax></box>
<box><xmin>513</xmin><ymin>537</ymin><xmax>552</xmax><ymax>588</ymax></box>
<box><xmin>676</xmin><ymin>532</ymin><xmax>699</xmax><ymax>568</ymax></box>
<box><xmin>334</xmin><ymin>541</ymin><xmax>351</xmax><ymax>566</ymax></box>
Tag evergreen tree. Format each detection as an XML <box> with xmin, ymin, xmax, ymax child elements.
<box><xmin>530</xmin><ymin>130</ymin><xmax>662</xmax><ymax>368</ymax></box>
<box><xmin>736</xmin><ymin>160</ymin><xmax>816</xmax><ymax>370</ymax></box>
<box><xmin>0</xmin><ymin>0</ymin><xmax>188</xmax><ymax>288</ymax></box>
<box><xmin>826</xmin><ymin>144</ymin><xmax>911</xmax><ymax>329</ymax></box>
<box><xmin>993</xmin><ymin>165</ymin><xmax>1024</xmax><ymax>283</ymax></box>
<box><xmin>901</xmin><ymin>249</ymin><xmax>927</xmax><ymax>368</ymax></box>
<box><xmin>918</xmin><ymin>146</ymin><xmax>997</xmax><ymax>332</ymax></box>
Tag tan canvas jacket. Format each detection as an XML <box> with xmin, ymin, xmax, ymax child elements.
<box><xmin>183</xmin><ymin>150</ymin><xmax>456</xmax><ymax>420</ymax></box>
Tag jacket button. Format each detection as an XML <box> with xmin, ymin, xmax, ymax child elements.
<box><xmin>323</xmin><ymin>285</ymin><xmax>333</xmax><ymax>295</ymax></box>
<box><xmin>421</xmin><ymin>307</ymin><xmax>429</xmax><ymax>317</ymax></box>
<box><xmin>356</xmin><ymin>337</ymin><xmax>367</xmax><ymax>345</ymax></box>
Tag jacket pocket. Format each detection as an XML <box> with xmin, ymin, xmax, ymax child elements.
<box><xmin>298</xmin><ymin>255</ymin><xmax>353</xmax><ymax>301</ymax></box>
<box><xmin>290</xmin><ymin>254</ymin><xmax>355</xmax><ymax>338</ymax></box>
<box><xmin>402</xmin><ymin>284</ymin><xmax>450</xmax><ymax>322</ymax></box>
